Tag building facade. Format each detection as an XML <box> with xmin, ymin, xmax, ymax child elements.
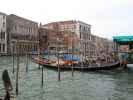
<box><xmin>43</xmin><ymin>20</ymin><xmax>91</xmax><ymax>57</ymax></box>
<box><xmin>95</xmin><ymin>36</ymin><xmax>114</xmax><ymax>62</ymax></box>
<box><xmin>38</xmin><ymin>25</ymin><xmax>64</xmax><ymax>54</ymax></box>
<box><xmin>87</xmin><ymin>35</ymin><xmax>97</xmax><ymax>59</ymax></box>
<box><xmin>38</xmin><ymin>27</ymin><xmax>48</xmax><ymax>53</ymax></box>
<box><xmin>38</xmin><ymin>20</ymin><xmax>114</xmax><ymax>60</ymax></box>
<box><xmin>0</xmin><ymin>12</ymin><xmax>7</xmax><ymax>55</ymax></box>
<box><xmin>7</xmin><ymin>14</ymin><xmax>38</xmax><ymax>54</ymax></box>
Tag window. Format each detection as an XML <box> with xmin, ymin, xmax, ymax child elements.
<box><xmin>0</xmin><ymin>44</ymin><xmax>1</xmax><ymax>52</ymax></box>
<box><xmin>3</xmin><ymin>22</ymin><xmax>5</xmax><ymax>28</ymax></box>
<box><xmin>74</xmin><ymin>25</ymin><xmax>76</xmax><ymax>29</ymax></box>
<box><xmin>80</xmin><ymin>32</ymin><xmax>82</xmax><ymax>38</ymax></box>
<box><xmin>79</xmin><ymin>25</ymin><xmax>82</xmax><ymax>30</ymax></box>
<box><xmin>83</xmin><ymin>26</ymin><xmax>85</xmax><ymax>31</ymax></box>
<box><xmin>1</xmin><ymin>32</ymin><xmax>5</xmax><ymax>39</ymax></box>
<box><xmin>29</xmin><ymin>28</ymin><xmax>31</xmax><ymax>33</ymax></box>
<box><xmin>3</xmin><ymin>44</ymin><xmax>5</xmax><ymax>52</ymax></box>
<box><xmin>3</xmin><ymin>16</ymin><xmax>5</xmax><ymax>19</ymax></box>
<box><xmin>14</xmin><ymin>25</ymin><xmax>17</xmax><ymax>31</ymax></box>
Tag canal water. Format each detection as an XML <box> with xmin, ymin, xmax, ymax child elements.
<box><xmin>0</xmin><ymin>56</ymin><xmax>132</xmax><ymax>100</ymax></box>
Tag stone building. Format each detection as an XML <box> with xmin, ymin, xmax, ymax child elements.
<box><xmin>7</xmin><ymin>14</ymin><xmax>38</xmax><ymax>54</ymax></box>
<box><xmin>0</xmin><ymin>12</ymin><xmax>7</xmax><ymax>55</ymax></box>
<box><xmin>95</xmin><ymin>36</ymin><xmax>114</xmax><ymax>62</ymax></box>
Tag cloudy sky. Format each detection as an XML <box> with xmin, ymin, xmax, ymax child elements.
<box><xmin>0</xmin><ymin>0</ymin><xmax>133</xmax><ymax>39</ymax></box>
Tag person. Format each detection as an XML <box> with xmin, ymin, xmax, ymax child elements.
<box><xmin>2</xmin><ymin>70</ymin><xmax>13</xmax><ymax>100</ymax></box>
<box><xmin>2</xmin><ymin>70</ymin><xmax>13</xmax><ymax>91</ymax></box>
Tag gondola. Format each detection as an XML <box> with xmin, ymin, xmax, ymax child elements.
<box><xmin>32</xmin><ymin>57</ymin><xmax>120</xmax><ymax>71</ymax></box>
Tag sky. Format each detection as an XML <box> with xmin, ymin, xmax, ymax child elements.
<box><xmin>0</xmin><ymin>0</ymin><xmax>133</xmax><ymax>39</ymax></box>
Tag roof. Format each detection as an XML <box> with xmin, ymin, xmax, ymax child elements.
<box><xmin>113</xmin><ymin>36</ymin><xmax>133</xmax><ymax>44</ymax></box>
<box><xmin>8</xmin><ymin>14</ymin><xmax>38</xmax><ymax>24</ymax></box>
<box><xmin>43</xmin><ymin>20</ymin><xmax>91</xmax><ymax>26</ymax></box>
<box><xmin>0</xmin><ymin>12</ymin><xmax>7</xmax><ymax>15</ymax></box>
<box><xmin>43</xmin><ymin>20</ymin><xmax>76</xmax><ymax>26</ymax></box>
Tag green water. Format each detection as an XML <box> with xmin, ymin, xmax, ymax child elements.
<box><xmin>0</xmin><ymin>57</ymin><xmax>132</xmax><ymax>100</ymax></box>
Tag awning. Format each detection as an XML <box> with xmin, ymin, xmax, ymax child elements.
<box><xmin>113</xmin><ymin>36</ymin><xmax>133</xmax><ymax>44</ymax></box>
<box><xmin>63</xmin><ymin>54</ymin><xmax>80</xmax><ymax>61</ymax></box>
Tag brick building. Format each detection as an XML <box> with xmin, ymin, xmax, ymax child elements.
<box><xmin>43</xmin><ymin>20</ymin><xmax>91</xmax><ymax>56</ymax></box>
<box><xmin>38</xmin><ymin>26</ymin><xmax>65</xmax><ymax>54</ymax></box>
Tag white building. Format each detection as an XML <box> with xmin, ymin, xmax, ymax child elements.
<box><xmin>0</xmin><ymin>12</ymin><xmax>7</xmax><ymax>55</ymax></box>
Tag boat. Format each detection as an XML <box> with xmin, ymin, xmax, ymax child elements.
<box><xmin>32</xmin><ymin>56</ymin><xmax>120</xmax><ymax>71</ymax></box>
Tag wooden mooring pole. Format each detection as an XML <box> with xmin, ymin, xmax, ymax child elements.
<box><xmin>57</xmin><ymin>51</ymin><xmax>60</xmax><ymax>81</ymax></box>
<box><xmin>16</xmin><ymin>42</ymin><xmax>19</xmax><ymax>95</ymax></box>
<box><xmin>37</xmin><ymin>48</ymin><xmax>40</xmax><ymax>67</ymax></box>
<box><xmin>41</xmin><ymin>66</ymin><xmax>44</xmax><ymax>86</ymax></box>
<box><xmin>12</xmin><ymin>46</ymin><xmax>15</xmax><ymax>74</ymax></box>
<box><xmin>38</xmin><ymin>43</ymin><xmax>40</xmax><ymax>69</ymax></box>
<box><xmin>26</xmin><ymin>53</ymin><xmax>28</xmax><ymax>72</ymax></box>
<box><xmin>38</xmin><ymin>31</ymin><xmax>41</xmax><ymax>70</ymax></box>
<box><xmin>72</xmin><ymin>39</ymin><xmax>74</xmax><ymax>77</ymax></box>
